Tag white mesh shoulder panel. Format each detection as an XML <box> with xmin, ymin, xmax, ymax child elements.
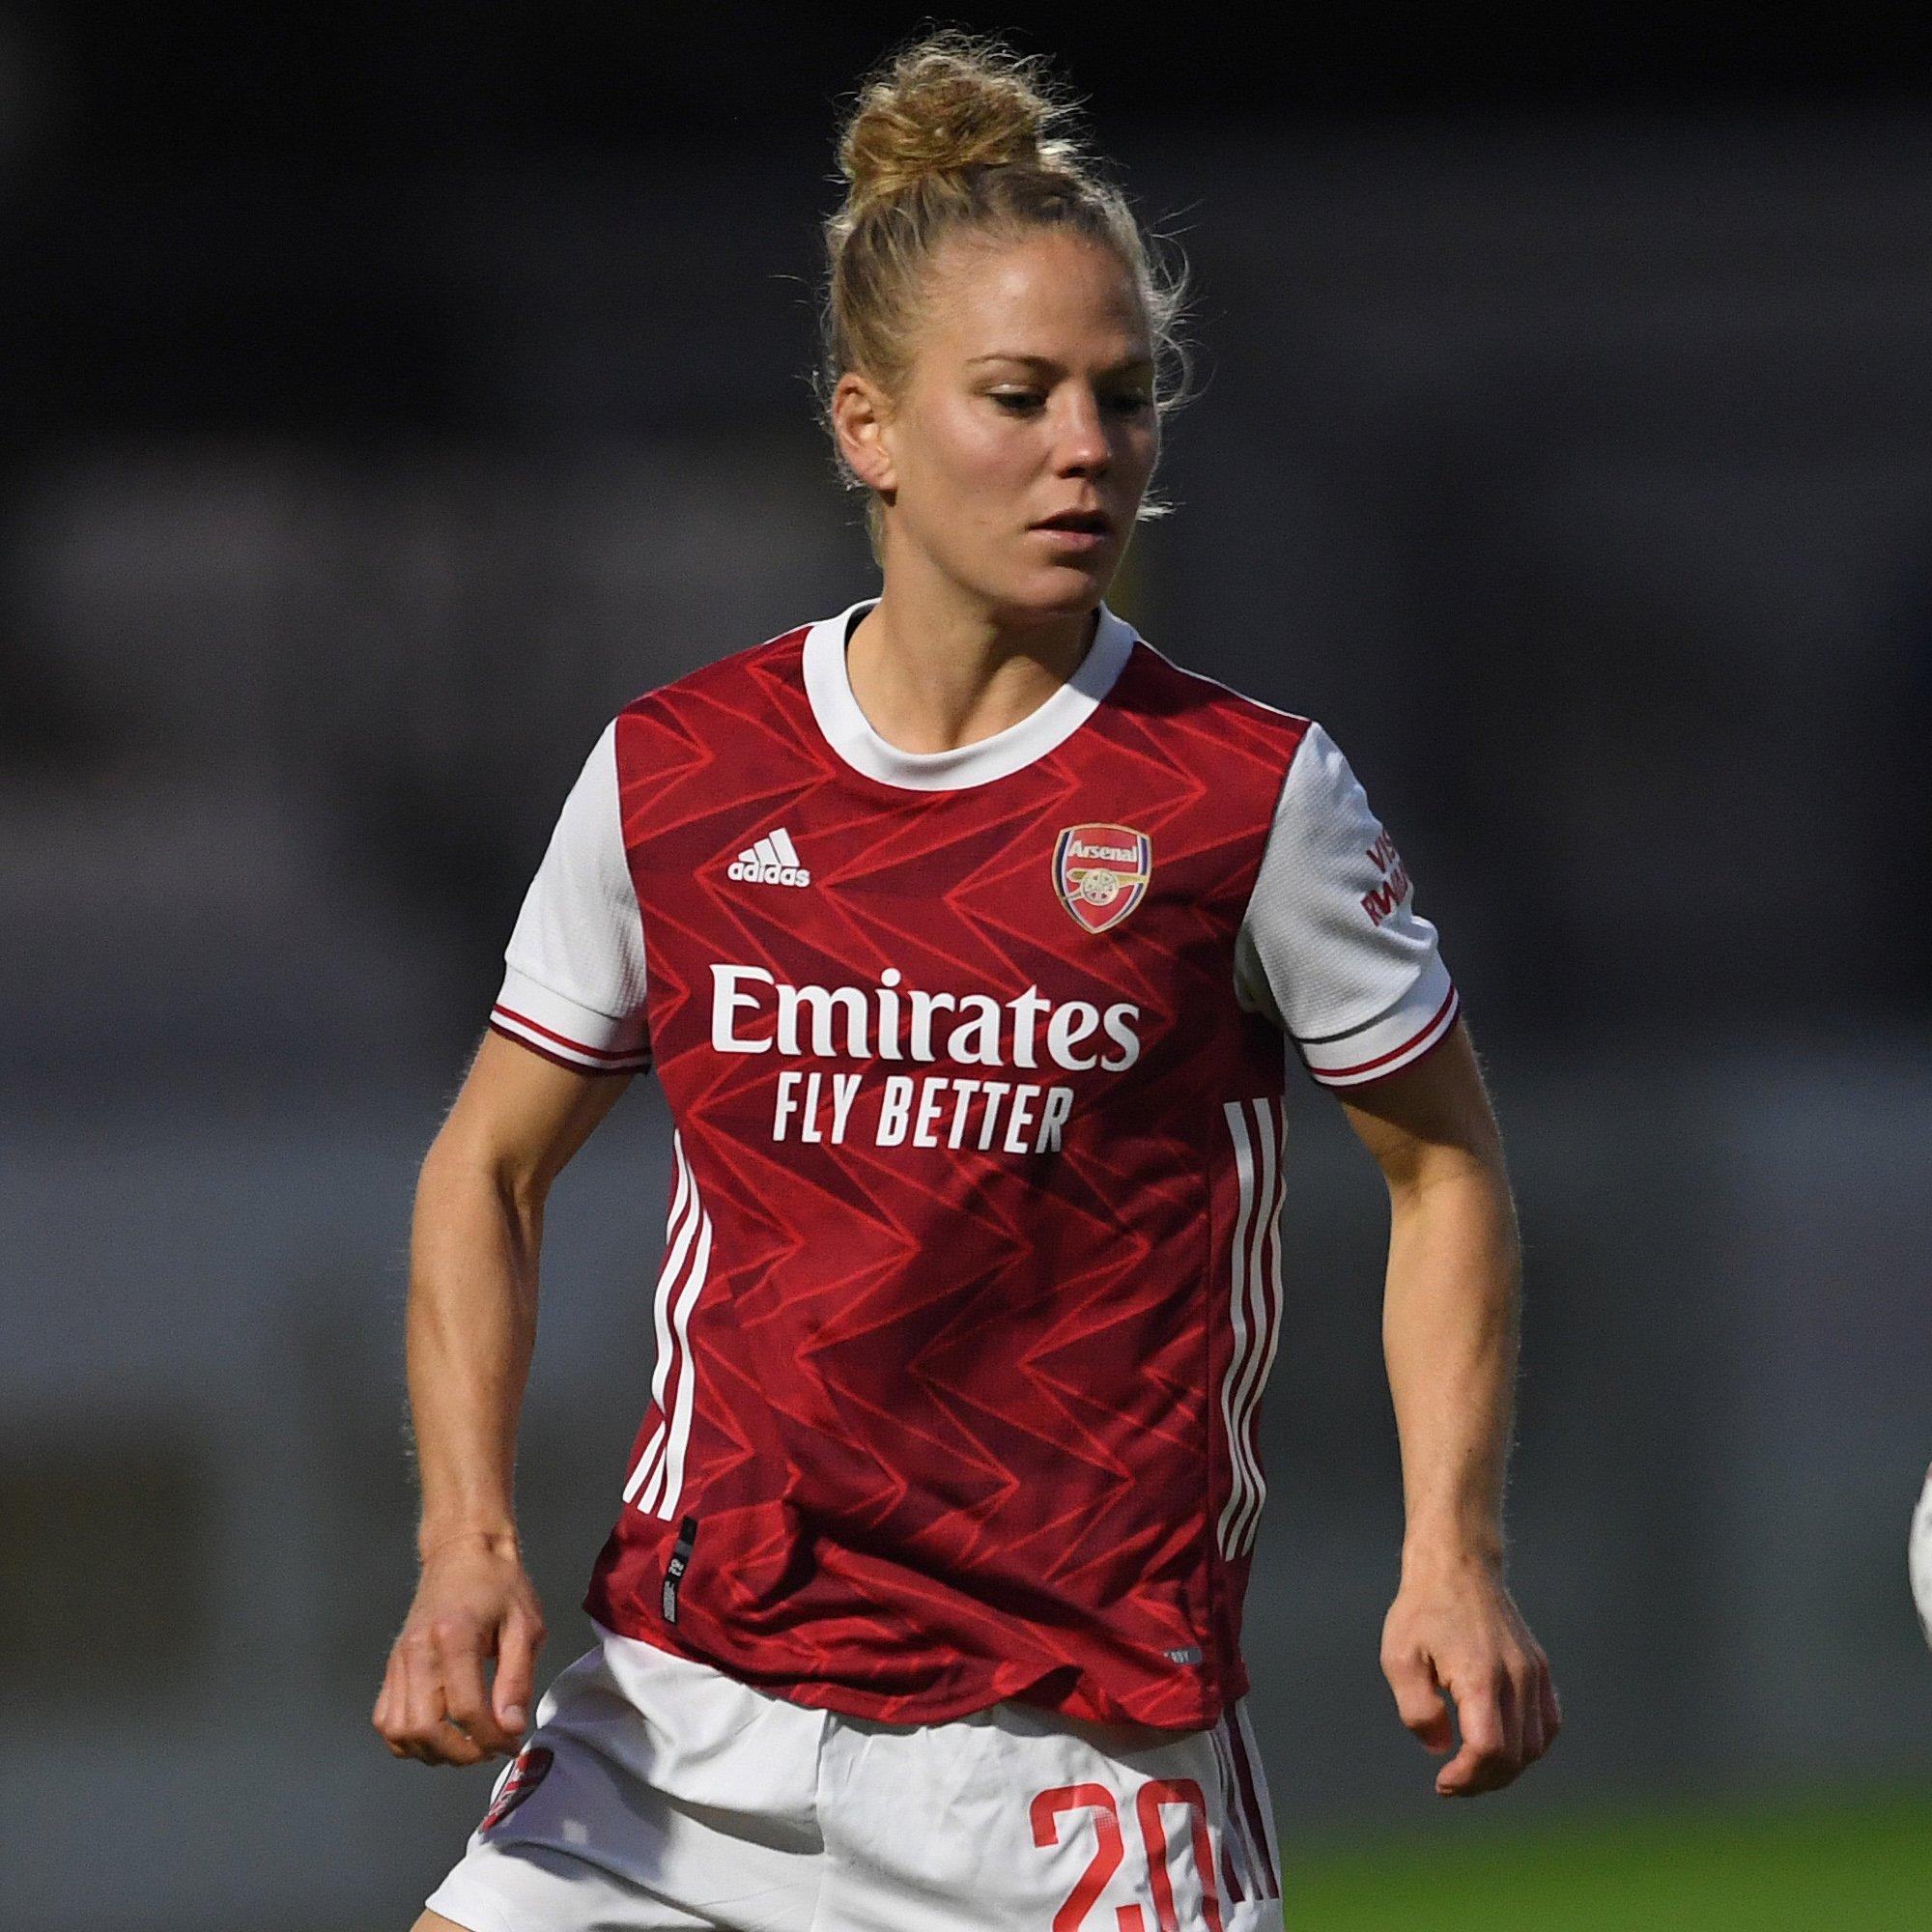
<box><xmin>490</xmin><ymin>720</ymin><xmax>651</xmax><ymax>1073</ymax></box>
<box><xmin>1234</xmin><ymin>722</ymin><xmax>1459</xmax><ymax>1089</ymax></box>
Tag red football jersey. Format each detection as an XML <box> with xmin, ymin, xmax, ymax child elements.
<box><xmin>488</xmin><ymin>597</ymin><xmax>1460</xmax><ymax>1728</ymax></box>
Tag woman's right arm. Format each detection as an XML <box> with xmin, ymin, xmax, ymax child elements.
<box><xmin>372</xmin><ymin>1030</ymin><xmax>635</xmax><ymax>1767</ymax></box>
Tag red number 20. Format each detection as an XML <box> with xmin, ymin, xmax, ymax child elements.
<box><xmin>1030</xmin><ymin>1779</ymin><xmax>1225</xmax><ymax>1932</ymax></box>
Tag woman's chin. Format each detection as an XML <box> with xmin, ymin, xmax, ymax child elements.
<box><xmin>1005</xmin><ymin>561</ymin><xmax>1115</xmax><ymax>615</ymax></box>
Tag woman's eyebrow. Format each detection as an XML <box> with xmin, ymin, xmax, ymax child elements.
<box><xmin>966</xmin><ymin>352</ymin><xmax>1156</xmax><ymax>374</ymax></box>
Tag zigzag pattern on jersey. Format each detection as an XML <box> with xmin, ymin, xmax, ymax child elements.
<box><xmin>585</xmin><ymin>623</ymin><xmax>1310</xmax><ymax>1728</ymax></box>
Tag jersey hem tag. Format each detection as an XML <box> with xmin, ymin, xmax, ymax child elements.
<box><xmin>661</xmin><ymin>1515</ymin><xmax>699</xmax><ymax>1625</ymax></box>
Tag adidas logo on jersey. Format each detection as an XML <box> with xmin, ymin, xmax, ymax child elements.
<box><xmin>727</xmin><ymin>827</ymin><xmax>811</xmax><ymax>889</ymax></box>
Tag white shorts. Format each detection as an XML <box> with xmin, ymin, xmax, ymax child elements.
<box><xmin>426</xmin><ymin>1619</ymin><xmax>1281</xmax><ymax>1932</ymax></box>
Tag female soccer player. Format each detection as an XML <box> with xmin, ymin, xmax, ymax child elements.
<box><xmin>376</xmin><ymin>31</ymin><xmax>1558</xmax><ymax>1931</ymax></box>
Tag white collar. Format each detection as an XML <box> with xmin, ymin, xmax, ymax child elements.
<box><xmin>801</xmin><ymin>596</ymin><xmax>1138</xmax><ymax>792</ymax></box>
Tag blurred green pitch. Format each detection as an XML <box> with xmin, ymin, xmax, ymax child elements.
<box><xmin>1284</xmin><ymin>1783</ymin><xmax>1931</xmax><ymax>1929</ymax></box>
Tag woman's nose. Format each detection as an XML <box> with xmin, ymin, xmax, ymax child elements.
<box><xmin>1053</xmin><ymin>394</ymin><xmax>1112</xmax><ymax>472</ymax></box>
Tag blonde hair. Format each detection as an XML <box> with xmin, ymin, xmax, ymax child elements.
<box><xmin>816</xmin><ymin>30</ymin><xmax>1193</xmax><ymax>562</ymax></box>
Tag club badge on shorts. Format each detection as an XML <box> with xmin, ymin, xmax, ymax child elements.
<box><xmin>479</xmin><ymin>1742</ymin><xmax>554</xmax><ymax>1832</ymax></box>
<box><xmin>1053</xmin><ymin>823</ymin><xmax>1151</xmax><ymax>933</ymax></box>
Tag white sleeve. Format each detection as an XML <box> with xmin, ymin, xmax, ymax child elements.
<box><xmin>487</xmin><ymin>721</ymin><xmax>651</xmax><ymax>1075</ymax></box>
<box><xmin>1234</xmin><ymin>721</ymin><xmax>1460</xmax><ymax>1089</ymax></box>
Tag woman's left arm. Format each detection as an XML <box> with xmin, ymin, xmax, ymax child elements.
<box><xmin>1335</xmin><ymin>1016</ymin><xmax>1562</xmax><ymax>1797</ymax></box>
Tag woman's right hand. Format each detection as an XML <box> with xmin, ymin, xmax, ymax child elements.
<box><xmin>373</xmin><ymin>1530</ymin><xmax>548</xmax><ymax>1766</ymax></box>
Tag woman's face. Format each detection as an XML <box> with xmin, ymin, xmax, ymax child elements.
<box><xmin>850</xmin><ymin>227</ymin><xmax>1160</xmax><ymax>620</ymax></box>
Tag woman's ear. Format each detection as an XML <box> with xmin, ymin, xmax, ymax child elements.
<box><xmin>832</xmin><ymin>371</ymin><xmax>897</xmax><ymax>497</ymax></box>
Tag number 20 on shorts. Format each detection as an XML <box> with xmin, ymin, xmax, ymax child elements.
<box><xmin>1030</xmin><ymin>1778</ymin><xmax>1225</xmax><ymax>1932</ymax></box>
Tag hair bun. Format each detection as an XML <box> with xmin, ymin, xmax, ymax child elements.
<box><xmin>838</xmin><ymin>32</ymin><xmax>1074</xmax><ymax>213</ymax></box>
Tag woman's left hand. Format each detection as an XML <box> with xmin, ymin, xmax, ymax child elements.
<box><xmin>1379</xmin><ymin>1548</ymin><xmax>1561</xmax><ymax>1796</ymax></box>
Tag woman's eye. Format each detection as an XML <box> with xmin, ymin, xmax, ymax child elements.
<box><xmin>990</xmin><ymin>390</ymin><xmax>1152</xmax><ymax>415</ymax></box>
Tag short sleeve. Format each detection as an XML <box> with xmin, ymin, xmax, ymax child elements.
<box><xmin>1233</xmin><ymin>721</ymin><xmax>1460</xmax><ymax>1089</ymax></box>
<box><xmin>487</xmin><ymin>721</ymin><xmax>651</xmax><ymax>1076</ymax></box>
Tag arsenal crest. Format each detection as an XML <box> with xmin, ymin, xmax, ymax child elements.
<box><xmin>480</xmin><ymin>1743</ymin><xmax>554</xmax><ymax>1832</ymax></box>
<box><xmin>1053</xmin><ymin>823</ymin><xmax>1151</xmax><ymax>933</ymax></box>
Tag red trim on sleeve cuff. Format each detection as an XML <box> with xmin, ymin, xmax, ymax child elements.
<box><xmin>1307</xmin><ymin>983</ymin><xmax>1461</xmax><ymax>1088</ymax></box>
<box><xmin>491</xmin><ymin>1002</ymin><xmax>645</xmax><ymax>1063</ymax></box>
<box><xmin>488</xmin><ymin>1017</ymin><xmax>642</xmax><ymax>1076</ymax></box>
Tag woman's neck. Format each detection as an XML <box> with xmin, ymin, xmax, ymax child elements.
<box><xmin>844</xmin><ymin>560</ymin><xmax>1100</xmax><ymax>755</ymax></box>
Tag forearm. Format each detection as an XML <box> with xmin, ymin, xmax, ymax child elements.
<box><xmin>1380</xmin><ymin>1154</ymin><xmax>1520</xmax><ymax>1573</ymax></box>
<box><xmin>406</xmin><ymin>1141</ymin><xmax>545</xmax><ymax>1558</ymax></box>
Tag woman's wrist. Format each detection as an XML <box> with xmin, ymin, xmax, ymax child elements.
<box><xmin>417</xmin><ymin>1520</ymin><xmax>522</xmax><ymax>1565</ymax></box>
<box><xmin>1400</xmin><ymin>1520</ymin><xmax>1505</xmax><ymax>1578</ymax></box>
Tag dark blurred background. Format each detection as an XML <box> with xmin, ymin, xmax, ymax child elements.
<box><xmin>3</xmin><ymin>8</ymin><xmax>1930</xmax><ymax>1929</ymax></box>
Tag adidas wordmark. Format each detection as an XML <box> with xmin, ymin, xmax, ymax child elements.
<box><xmin>727</xmin><ymin>827</ymin><xmax>811</xmax><ymax>889</ymax></box>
